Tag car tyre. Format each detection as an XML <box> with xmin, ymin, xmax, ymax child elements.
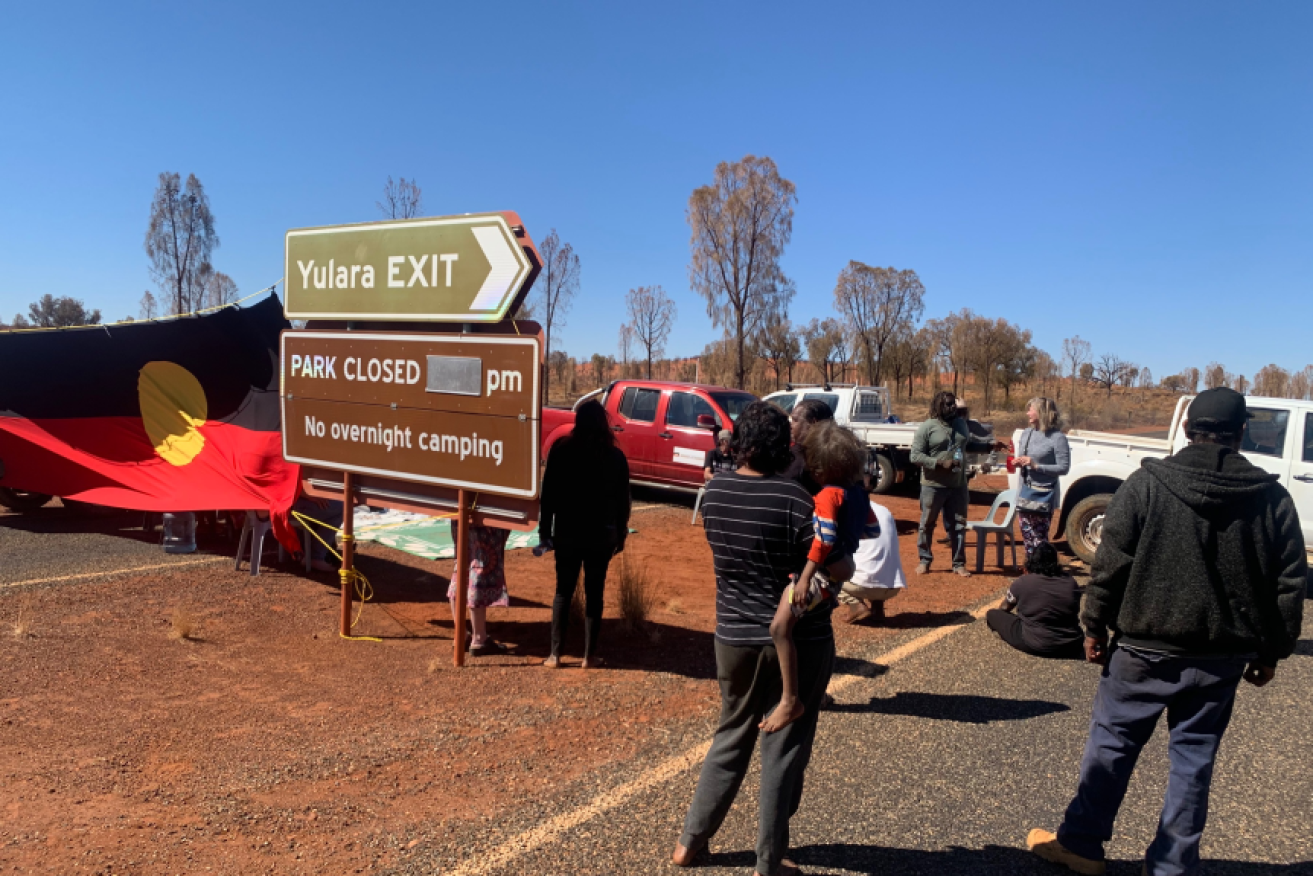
<box><xmin>0</xmin><ymin>487</ymin><xmax>53</xmax><ymax>512</ymax></box>
<box><xmin>1065</xmin><ymin>493</ymin><xmax>1112</xmax><ymax>565</ymax></box>
<box><xmin>868</xmin><ymin>452</ymin><xmax>897</xmax><ymax>495</ymax></box>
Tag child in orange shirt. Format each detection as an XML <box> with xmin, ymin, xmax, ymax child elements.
<box><xmin>762</xmin><ymin>420</ymin><xmax>879</xmax><ymax>732</ymax></box>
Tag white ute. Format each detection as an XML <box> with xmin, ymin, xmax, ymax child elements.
<box><xmin>763</xmin><ymin>384</ymin><xmax>1002</xmax><ymax>494</ymax></box>
<box><xmin>1013</xmin><ymin>395</ymin><xmax>1313</xmax><ymax>564</ymax></box>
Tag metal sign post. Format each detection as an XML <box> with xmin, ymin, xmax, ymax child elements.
<box><xmin>339</xmin><ymin>472</ymin><xmax>355</xmax><ymax>638</ymax></box>
<box><xmin>453</xmin><ymin>489</ymin><xmax>469</xmax><ymax>668</ymax></box>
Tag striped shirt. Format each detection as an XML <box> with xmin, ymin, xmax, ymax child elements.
<box><xmin>702</xmin><ymin>473</ymin><xmax>832</xmax><ymax>646</ymax></box>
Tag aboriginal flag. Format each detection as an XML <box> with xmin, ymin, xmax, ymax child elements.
<box><xmin>0</xmin><ymin>295</ymin><xmax>302</xmax><ymax>551</ymax></box>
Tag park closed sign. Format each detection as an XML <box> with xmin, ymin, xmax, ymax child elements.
<box><xmin>284</xmin><ymin>212</ymin><xmax>535</xmax><ymax>322</ymax></box>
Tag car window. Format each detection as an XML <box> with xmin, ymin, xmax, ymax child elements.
<box><xmin>802</xmin><ymin>393</ymin><xmax>840</xmax><ymax>415</ymax></box>
<box><xmin>666</xmin><ymin>392</ymin><xmax>718</xmax><ymax>428</ymax></box>
<box><xmin>709</xmin><ymin>392</ymin><xmax>755</xmax><ymax>423</ymax></box>
<box><xmin>627</xmin><ymin>388</ymin><xmax>660</xmax><ymax>423</ymax></box>
<box><xmin>1241</xmin><ymin>408</ymin><xmax>1289</xmax><ymax>458</ymax></box>
<box><xmin>851</xmin><ymin>392</ymin><xmax>885</xmax><ymax>422</ymax></box>
<box><xmin>1304</xmin><ymin>413</ymin><xmax>1313</xmax><ymax>463</ymax></box>
<box><xmin>618</xmin><ymin>386</ymin><xmax>639</xmax><ymax>418</ymax></box>
<box><xmin>771</xmin><ymin>393</ymin><xmax>797</xmax><ymax>413</ymax></box>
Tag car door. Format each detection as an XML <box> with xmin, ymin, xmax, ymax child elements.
<box><xmin>1286</xmin><ymin>410</ymin><xmax>1313</xmax><ymax>548</ymax></box>
<box><xmin>654</xmin><ymin>390</ymin><xmax>719</xmax><ymax>487</ymax></box>
<box><xmin>612</xmin><ymin>385</ymin><xmax>662</xmax><ymax>479</ymax></box>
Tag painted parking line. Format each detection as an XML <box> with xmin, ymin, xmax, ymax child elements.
<box><xmin>1</xmin><ymin>555</ymin><xmax>229</xmax><ymax>590</ymax></box>
<box><xmin>442</xmin><ymin>598</ymin><xmax>998</xmax><ymax>876</ymax></box>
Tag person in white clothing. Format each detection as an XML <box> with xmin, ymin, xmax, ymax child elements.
<box><xmin>838</xmin><ymin>500</ymin><xmax>906</xmax><ymax>624</ymax></box>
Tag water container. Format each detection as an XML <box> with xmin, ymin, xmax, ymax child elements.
<box><xmin>162</xmin><ymin>512</ymin><xmax>197</xmax><ymax>554</ymax></box>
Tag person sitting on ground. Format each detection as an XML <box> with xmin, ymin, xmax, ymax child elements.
<box><xmin>836</xmin><ymin>498</ymin><xmax>905</xmax><ymax>625</ymax></box>
<box><xmin>762</xmin><ymin>420</ymin><xmax>878</xmax><ymax>733</ymax></box>
<box><xmin>985</xmin><ymin>542</ymin><xmax>1084</xmax><ymax>660</ymax></box>
<box><xmin>703</xmin><ymin>432</ymin><xmax>735</xmax><ymax>482</ymax></box>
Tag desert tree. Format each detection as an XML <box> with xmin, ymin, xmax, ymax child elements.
<box><xmin>590</xmin><ymin>353</ymin><xmax>613</xmax><ymax>389</ymax></box>
<box><xmin>1138</xmin><ymin>366</ymin><xmax>1154</xmax><ymax>393</ymax></box>
<box><xmin>624</xmin><ymin>285</ymin><xmax>677</xmax><ymax>379</ymax></box>
<box><xmin>687</xmin><ymin>155</ymin><xmax>796</xmax><ymax>389</ymax></box>
<box><xmin>1079</xmin><ymin>363</ymin><xmax>1095</xmax><ymax>381</ymax></box>
<box><xmin>5</xmin><ymin>313</ymin><xmax>30</xmax><ymax>328</ymax></box>
<box><xmin>618</xmin><ymin>323</ymin><xmax>634</xmax><ymax>379</ymax></box>
<box><xmin>1231</xmin><ymin>373</ymin><xmax>1250</xmax><ymax>394</ymax></box>
<box><xmin>1092</xmin><ymin>353</ymin><xmax>1133</xmax><ymax>397</ymax></box>
<box><xmin>376</xmin><ymin>176</ymin><xmax>423</xmax><ymax>219</ymax></box>
<box><xmin>27</xmin><ymin>294</ymin><xmax>101</xmax><ymax>327</ymax></box>
<box><xmin>1204</xmin><ymin>362</ymin><xmax>1227</xmax><ymax>390</ymax></box>
<box><xmin>145</xmin><ymin>172</ymin><xmax>219</xmax><ymax>315</ymax></box>
<box><xmin>755</xmin><ymin>308</ymin><xmax>801</xmax><ymax>389</ymax></box>
<box><xmin>1252</xmin><ymin>364</ymin><xmax>1290</xmax><ymax>398</ymax></box>
<box><xmin>1030</xmin><ymin>350</ymin><xmax>1061</xmax><ymax>398</ymax></box>
<box><xmin>996</xmin><ymin>328</ymin><xmax>1037</xmax><ymax>403</ymax></box>
<box><xmin>1062</xmin><ymin>335</ymin><xmax>1092</xmax><ymax>411</ymax></box>
<box><xmin>927</xmin><ymin>310</ymin><xmax>976</xmax><ymax>397</ymax></box>
<box><xmin>139</xmin><ymin>291</ymin><xmax>159</xmax><ymax>320</ymax></box>
<box><xmin>833</xmin><ymin>262</ymin><xmax>925</xmax><ymax>386</ymax></box>
<box><xmin>1181</xmin><ymin>367</ymin><xmax>1201</xmax><ymax>393</ymax></box>
<box><xmin>1285</xmin><ymin>366</ymin><xmax>1312</xmax><ymax>401</ymax></box>
<box><xmin>533</xmin><ymin>229</ymin><xmax>581</xmax><ymax>403</ymax></box>
<box><xmin>199</xmin><ymin>267</ymin><xmax>239</xmax><ymax>309</ymax></box>
<box><xmin>962</xmin><ymin>315</ymin><xmax>1025</xmax><ymax>412</ymax></box>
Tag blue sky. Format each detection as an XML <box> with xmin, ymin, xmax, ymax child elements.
<box><xmin>1</xmin><ymin>1</ymin><xmax>1309</xmax><ymax>384</ymax></box>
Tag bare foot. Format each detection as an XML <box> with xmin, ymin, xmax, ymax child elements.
<box><xmin>759</xmin><ymin>697</ymin><xmax>804</xmax><ymax>733</ymax></box>
<box><xmin>542</xmin><ymin>655</ymin><xmax>561</xmax><ymax>668</ymax></box>
<box><xmin>671</xmin><ymin>839</ymin><xmax>706</xmax><ymax>866</ymax></box>
<box><xmin>754</xmin><ymin>859</ymin><xmax>802</xmax><ymax>876</ymax></box>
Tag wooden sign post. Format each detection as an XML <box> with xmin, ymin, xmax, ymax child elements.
<box><xmin>281</xmin><ymin>212</ymin><xmax>542</xmax><ymax>662</ymax></box>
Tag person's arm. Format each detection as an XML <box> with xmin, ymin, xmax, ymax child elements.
<box><xmin>1030</xmin><ymin>432</ymin><xmax>1071</xmax><ymax>476</ymax></box>
<box><xmin>539</xmin><ymin>444</ymin><xmax>560</xmax><ymax>540</ymax></box>
<box><xmin>613</xmin><ymin>450</ymin><xmax>632</xmax><ymax>553</ymax></box>
<box><xmin>909</xmin><ymin>421</ymin><xmax>939</xmax><ymax>470</ymax></box>
<box><xmin>998</xmin><ymin>586</ymin><xmax>1018</xmax><ymax>612</ymax></box>
<box><xmin>1081</xmin><ymin>474</ymin><xmax>1147</xmax><ymax>661</ymax></box>
<box><xmin>1249</xmin><ymin>490</ymin><xmax>1308</xmax><ymax>683</ymax></box>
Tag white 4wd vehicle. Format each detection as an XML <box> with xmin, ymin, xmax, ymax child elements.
<box><xmin>1014</xmin><ymin>395</ymin><xmax>1313</xmax><ymax>564</ymax></box>
<box><xmin>763</xmin><ymin>384</ymin><xmax>1002</xmax><ymax>494</ymax></box>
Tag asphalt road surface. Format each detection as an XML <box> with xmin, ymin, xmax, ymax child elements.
<box><xmin>415</xmin><ymin>599</ymin><xmax>1313</xmax><ymax>876</ymax></box>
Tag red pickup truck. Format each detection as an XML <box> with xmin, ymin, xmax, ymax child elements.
<box><xmin>541</xmin><ymin>380</ymin><xmax>757</xmax><ymax>492</ymax></box>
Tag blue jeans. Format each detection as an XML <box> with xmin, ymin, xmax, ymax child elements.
<box><xmin>1058</xmin><ymin>647</ymin><xmax>1247</xmax><ymax>876</ymax></box>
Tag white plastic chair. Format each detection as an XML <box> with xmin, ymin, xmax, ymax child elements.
<box><xmin>235</xmin><ymin>511</ymin><xmax>313</xmax><ymax>576</ymax></box>
<box><xmin>966</xmin><ymin>489</ymin><xmax>1019</xmax><ymax>573</ymax></box>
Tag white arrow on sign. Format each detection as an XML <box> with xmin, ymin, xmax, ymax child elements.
<box><xmin>469</xmin><ymin>225</ymin><xmax>526</xmax><ymax>311</ymax></box>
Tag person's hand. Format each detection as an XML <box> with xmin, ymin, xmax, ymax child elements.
<box><xmin>1243</xmin><ymin>662</ymin><xmax>1276</xmax><ymax>687</ymax></box>
<box><xmin>1015</xmin><ymin>456</ymin><xmax>1033</xmax><ymax>467</ymax></box>
<box><xmin>1084</xmin><ymin>636</ymin><xmax>1109</xmax><ymax>665</ymax></box>
<box><xmin>937</xmin><ymin>457</ymin><xmax>956</xmax><ymax>469</ymax></box>
<box><xmin>790</xmin><ymin>579</ymin><xmax>809</xmax><ymax>609</ymax></box>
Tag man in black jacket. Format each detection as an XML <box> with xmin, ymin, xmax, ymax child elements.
<box><xmin>1028</xmin><ymin>388</ymin><xmax>1306</xmax><ymax>876</ymax></box>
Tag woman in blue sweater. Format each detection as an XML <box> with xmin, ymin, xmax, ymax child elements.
<box><xmin>1013</xmin><ymin>397</ymin><xmax>1071</xmax><ymax>557</ymax></box>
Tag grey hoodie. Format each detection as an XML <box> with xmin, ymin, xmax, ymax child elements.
<box><xmin>1084</xmin><ymin>443</ymin><xmax>1306</xmax><ymax>663</ymax></box>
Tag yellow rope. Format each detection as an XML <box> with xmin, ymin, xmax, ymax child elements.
<box><xmin>292</xmin><ymin>499</ymin><xmax>479</xmax><ymax>642</ymax></box>
<box><xmin>1</xmin><ymin>281</ymin><xmax>282</xmax><ymax>334</ymax></box>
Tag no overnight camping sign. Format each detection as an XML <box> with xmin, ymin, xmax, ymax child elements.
<box><xmin>284</xmin><ymin>212</ymin><xmax>536</xmax><ymax>322</ymax></box>
<box><xmin>280</xmin><ymin>331</ymin><xmax>542</xmax><ymax>498</ymax></box>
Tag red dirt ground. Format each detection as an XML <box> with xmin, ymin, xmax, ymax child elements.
<box><xmin>0</xmin><ymin>478</ymin><xmax>1020</xmax><ymax>874</ymax></box>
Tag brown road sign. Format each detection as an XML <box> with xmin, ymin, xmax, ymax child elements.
<box><xmin>284</xmin><ymin>212</ymin><xmax>538</xmax><ymax>322</ymax></box>
<box><xmin>281</xmin><ymin>331</ymin><xmax>542</xmax><ymax>498</ymax></box>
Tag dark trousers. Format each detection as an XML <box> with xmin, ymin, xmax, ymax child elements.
<box><xmin>1058</xmin><ymin>647</ymin><xmax>1247</xmax><ymax>876</ymax></box>
<box><xmin>917</xmin><ymin>484</ymin><xmax>968</xmax><ymax>568</ymax></box>
<box><xmin>985</xmin><ymin>609</ymin><xmax>1084</xmax><ymax>660</ymax></box>
<box><xmin>551</xmin><ymin>546</ymin><xmax>612</xmax><ymax>658</ymax></box>
<box><xmin>680</xmin><ymin>637</ymin><xmax>835</xmax><ymax>876</ymax></box>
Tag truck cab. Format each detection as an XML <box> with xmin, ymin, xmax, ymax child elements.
<box><xmin>541</xmin><ymin>380</ymin><xmax>757</xmax><ymax>492</ymax></box>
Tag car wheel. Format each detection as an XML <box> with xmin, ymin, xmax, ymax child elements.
<box><xmin>0</xmin><ymin>487</ymin><xmax>53</xmax><ymax>512</ymax></box>
<box><xmin>1065</xmin><ymin>494</ymin><xmax>1112</xmax><ymax>565</ymax></box>
<box><xmin>868</xmin><ymin>453</ymin><xmax>897</xmax><ymax>495</ymax></box>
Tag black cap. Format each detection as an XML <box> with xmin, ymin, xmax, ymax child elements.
<box><xmin>1188</xmin><ymin>387</ymin><xmax>1251</xmax><ymax>431</ymax></box>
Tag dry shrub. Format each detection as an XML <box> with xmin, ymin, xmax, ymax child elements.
<box><xmin>617</xmin><ymin>554</ymin><xmax>658</xmax><ymax>639</ymax></box>
<box><xmin>12</xmin><ymin>593</ymin><xmax>33</xmax><ymax>638</ymax></box>
<box><xmin>169</xmin><ymin>606</ymin><xmax>198</xmax><ymax>642</ymax></box>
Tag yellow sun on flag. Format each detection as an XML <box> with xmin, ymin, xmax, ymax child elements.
<box><xmin>138</xmin><ymin>361</ymin><xmax>208</xmax><ymax>466</ymax></box>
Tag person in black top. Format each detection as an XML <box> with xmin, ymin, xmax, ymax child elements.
<box><xmin>703</xmin><ymin>432</ymin><xmax>735</xmax><ymax>482</ymax></box>
<box><xmin>780</xmin><ymin>398</ymin><xmax>832</xmax><ymax>494</ymax></box>
<box><xmin>673</xmin><ymin>402</ymin><xmax>832</xmax><ymax>876</ymax></box>
<box><xmin>985</xmin><ymin>543</ymin><xmax>1083</xmax><ymax>660</ymax></box>
<box><xmin>538</xmin><ymin>400</ymin><xmax>631</xmax><ymax>669</ymax></box>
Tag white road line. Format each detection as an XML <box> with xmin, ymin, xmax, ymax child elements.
<box><xmin>442</xmin><ymin>596</ymin><xmax>1000</xmax><ymax>876</ymax></box>
<box><xmin>1</xmin><ymin>555</ymin><xmax>228</xmax><ymax>590</ymax></box>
